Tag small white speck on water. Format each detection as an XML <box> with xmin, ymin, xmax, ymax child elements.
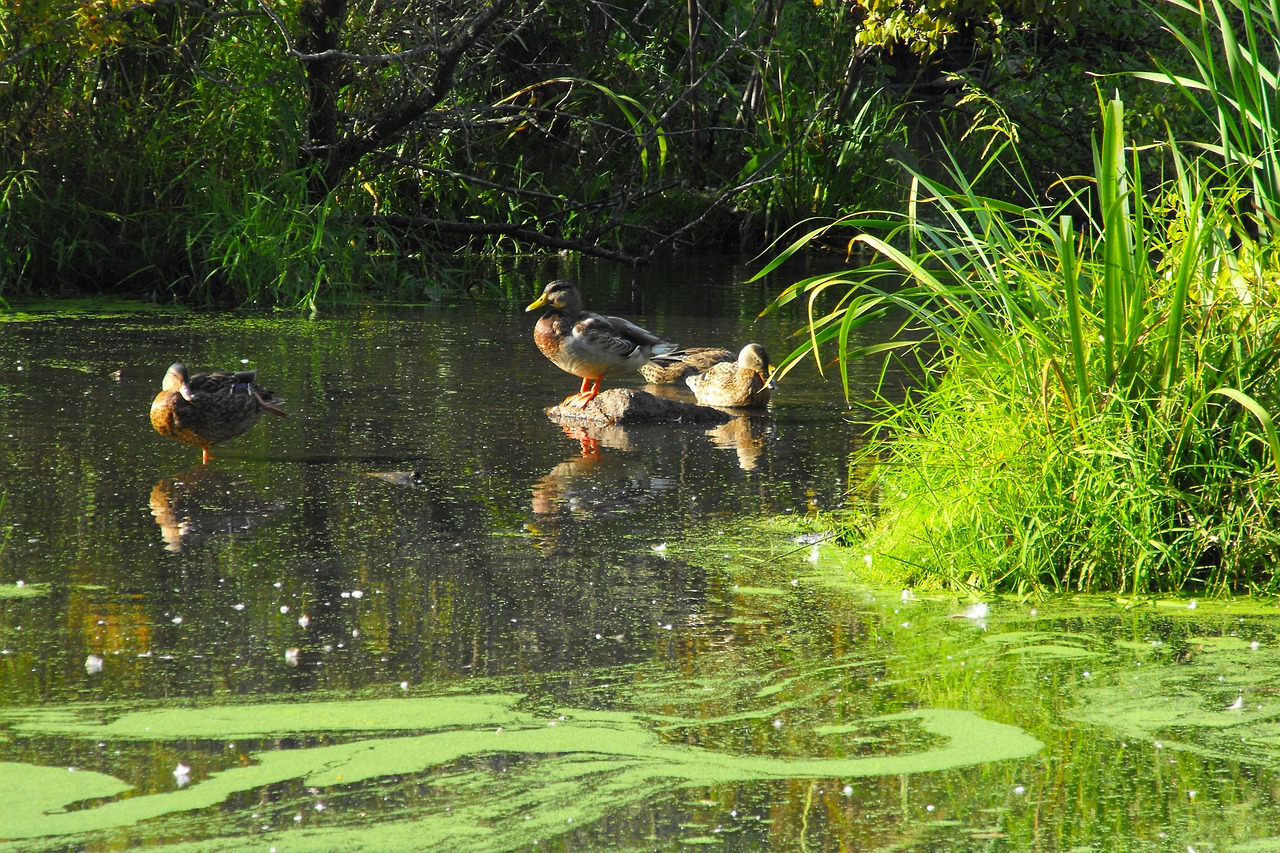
<box><xmin>1188</xmin><ymin>599</ymin><xmax>1197</xmax><ymax>609</ymax></box>
<box><xmin>279</xmin><ymin>605</ymin><xmax>290</xmax><ymax>614</ymax></box>
<box><xmin>85</xmin><ymin>655</ymin><xmax>104</xmax><ymax>674</ymax></box>
<box><xmin>1013</xmin><ymin>785</ymin><xmax>1026</xmax><ymax>795</ymax></box>
<box><xmin>842</xmin><ymin>785</ymin><xmax>853</xmax><ymax>796</ymax></box>
<box><xmin>233</xmin><ymin>603</ymin><xmax>245</xmax><ymax>611</ymax></box>
<box><xmin>772</xmin><ymin>719</ymin><xmax>783</xmax><ymax>730</ymax></box>
<box><xmin>400</xmin><ymin>681</ymin><xmax>409</xmax><ymax>690</ymax></box>
<box><xmin>1227</xmin><ymin>696</ymin><xmax>1244</xmax><ymax>710</ymax></box>
<box><xmin>901</xmin><ymin>588</ymin><xmax>915</xmax><ymax>601</ymax></box>
<box><xmin>171</xmin><ymin>616</ymin><xmax>183</xmax><ymax>625</ymax></box>
<box><xmin>1252</xmin><ymin>641</ymin><xmax>1261</xmax><ymax>650</ymax></box>
<box><xmin>284</xmin><ymin>648</ymin><xmax>300</xmax><ymax>666</ymax></box>
<box><xmin>298</xmin><ymin>615</ymin><xmax>310</xmax><ymax>628</ymax></box>
<box><xmin>926</xmin><ymin>804</ymin><xmax>936</xmax><ymax>812</ymax></box>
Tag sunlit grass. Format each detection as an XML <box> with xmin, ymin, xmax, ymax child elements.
<box><xmin>762</xmin><ymin>94</ymin><xmax>1280</xmax><ymax>595</ymax></box>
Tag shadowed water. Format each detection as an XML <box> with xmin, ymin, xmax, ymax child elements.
<box><xmin>2</xmin><ymin>257</ymin><xmax>1280</xmax><ymax>851</ymax></box>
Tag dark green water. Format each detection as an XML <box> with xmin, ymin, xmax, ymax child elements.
<box><xmin>2</xmin><ymin>257</ymin><xmax>1280</xmax><ymax>851</ymax></box>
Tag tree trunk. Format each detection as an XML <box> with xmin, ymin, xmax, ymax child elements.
<box><xmin>298</xmin><ymin>0</ymin><xmax>347</xmax><ymax>203</ymax></box>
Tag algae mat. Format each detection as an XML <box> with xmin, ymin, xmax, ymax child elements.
<box><xmin>0</xmin><ymin>692</ymin><xmax>1040</xmax><ymax>850</ymax></box>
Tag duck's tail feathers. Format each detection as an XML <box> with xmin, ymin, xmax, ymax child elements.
<box><xmin>252</xmin><ymin>389</ymin><xmax>289</xmax><ymax>417</ymax></box>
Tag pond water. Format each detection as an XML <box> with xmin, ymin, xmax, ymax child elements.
<box><xmin>2</xmin><ymin>256</ymin><xmax>1280</xmax><ymax>852</ymax></box>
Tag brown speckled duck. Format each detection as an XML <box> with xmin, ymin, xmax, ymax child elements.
<box><xmin>150</xmin><ymin>363</ymin><xmax>287</xmax><ymax>463</ymax></box>
<box><xmin>526</xmin><ymin>280</ymin><xmax>678</xmax><ymax>408</ymax></box>
<box><xmin>685</xmin><ymin>343</ymin><xmax>773</xmax><ymax>409</ymax></box>
<box><xmin>639</xmin><ymin>346</ymin><xmax>735</xmax><ymax>385</ymax></box>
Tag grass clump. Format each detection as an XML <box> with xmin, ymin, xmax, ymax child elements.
<box><xmin>762</xmin><ymin>93</ymin><xmax>1280</xmax><ymax>596</ymax></box>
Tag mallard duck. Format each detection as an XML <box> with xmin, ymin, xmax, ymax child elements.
<box><xmin>639</xmin><ymin>346</ymin><xmax>735</xmax><ymax>385</ymax></box>
<box><xmin>150</xmin><ymin>363</ymin><xmax>287</xmax><ymax>463</ymax></box>
<box><xmin>526</xmin><ymin>279</ymin><xmax>679</xmax><ymax>408</ymax></box>
<box><xmin>686</xmin><ymin>343</ymin><xmax>773</xmax><ymax>408</ymax></box>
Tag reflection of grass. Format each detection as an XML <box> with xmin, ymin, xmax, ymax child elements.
<box><xmin>0</xmin><ymin>491</ymin><xmax>8</xmax><ymax>564</ymax></box>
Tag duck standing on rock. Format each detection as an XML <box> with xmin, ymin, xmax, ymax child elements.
<box><xmin>686</xmin><ymin>343</ymin><xmax>774</xmax><ymax>409</ymax></box>
<box><xmin>150</xmin><ymin>363</ymin><xmax>287</xmax><ymax>464</ymax></box>
<box><xmin>526</xmin><ymin>279</ymin><xmax>678</xmax><ymax>408</ymax></box>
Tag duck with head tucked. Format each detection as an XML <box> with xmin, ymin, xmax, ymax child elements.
<box><xmin>150</xmin><ymin>363</ymin><xmax>287</xmax><ymax>464</ymax></box>
<box><xmin>686</xmin><ymin>343</ymin><xmax>773</xmax><ymax>409</ymax></box>
<box><xmin>639</xmin><ymin>346</ymin><xmax>736</xmax><ymax>385</ymax></box>
<box><xmin>526</xmin><ymin>279</ymin><xmax>679</xmax><ymax>408</ymax></box>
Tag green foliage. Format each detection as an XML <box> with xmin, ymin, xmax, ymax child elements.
<box><xmin>762</xmin><ymin>96</ymin><xmax>1280</xmax><ymax>594</ymax></box>
<box><xmin>0</xmin><ymin>0</ymin><xmax>1202</xmax><ymax>306</ymax></box>
<box><xmin>851</xmin><ymin>0</ymin><xmax>1086</xmax><ymax>56</ymax></box>
<box><xmin>739</xmin><ymin>85</ymin><xmax>909</xmax><ymax>244</ymax></box>
<box><xmin>1134</xmin><ymin>0</ymin><xmax>1280</xmax><ymax>236</ymax></box>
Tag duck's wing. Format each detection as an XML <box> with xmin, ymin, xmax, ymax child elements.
<box><xmin>186</xmin><ymin>370</ymin><xmax>254</xmax><ymax>398</ymax></box>
<box><xmin>653</xmin><ymin>347</ymin><xmax>734</xmax><ymax>368</ymax></box>
<box><xmin>573</xmin><ymin>312</ymin><xmax>675</xmax><ymax>358</ymax></box>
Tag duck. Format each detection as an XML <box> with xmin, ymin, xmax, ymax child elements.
<box><xmin>639</xmin><ymin>346</ymin><xmax>735</xmax><ymax>385</ymax></box>
<box><xmin>685</xmin><ymin>343</ymin><xmax>773</xmax><ymax>408</ymax></box>
<box><xmin>150</xmin><ymin>363</ymin><xmax>287</xmax><ymax>463</ymax></box>
<box><xmin>526</xmin><ymin>279</ymin><xmax>679</xmax><ymax>408</ymax></box>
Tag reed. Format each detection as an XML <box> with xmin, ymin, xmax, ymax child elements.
<box><xmin>1134</xmin><ymin>0</ymin><xmax>1280</xmax><ymax>236</ymax></box>
<box><xmin>761</xmin><ymin>95</ymin><xmax>1280</xmax><ymax>594</ymax></box>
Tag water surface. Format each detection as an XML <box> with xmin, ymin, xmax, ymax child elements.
<box><xmin>1</xmin><ymin>257</ymin><xmax>1279</xmax><ymax>851</ymax></box>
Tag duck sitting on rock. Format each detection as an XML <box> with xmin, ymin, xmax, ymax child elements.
<box><xmin>639</xmin><ymin>346</ymin><xmax>736</xmax><ymax>385</ymax></box>
<box><xmin>526</xmin><ymin>279</ymin><xmax>678</xmax><ymax>408</ymax></box>
<box><xmin>150</xmin><ymin>363</ymin><xmax>287</xmax><ymax>463</ymax></box>
<box><xmin>686</xmin><ymin>343</ymin><xmax>773</xmax><ymax>409</ymax></box>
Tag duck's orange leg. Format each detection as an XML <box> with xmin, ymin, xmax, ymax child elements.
<box><xmin>562</xmin><ymin>376</ymin><xmax>602</xmax><ymax>408</ymax></box>
<box><xmin>575</xmin><ymin>377</ymin><xmax>603</xmax><ymax>408</ymax></box>
<box><xmin>201</xmin><ymin>446</ymin><xmax>213</xmax><ymax>465</ymax></box>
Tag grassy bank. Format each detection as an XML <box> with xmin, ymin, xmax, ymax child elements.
<box><xmin>765</xmin><ymin>85</ymin><xmax>1280</xmax><ymax>595</ymax></box>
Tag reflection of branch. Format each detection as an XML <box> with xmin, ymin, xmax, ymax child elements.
<box><xmin>353</xmin><ymin>215</ymin><xmax>646</xmax><ymax>266</ymax></box>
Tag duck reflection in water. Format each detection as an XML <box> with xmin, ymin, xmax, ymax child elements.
<box><xmin>706</xmin><ymin>414</ymin><xmax>775</xmax><ymax>471</ymax></box>
<box><xmin>531</xmin><ymin>424</ymin><xmax>654</xmax><ymax>518</ymax></box>
<box><xmin>149</xmin><ymin>467</ymin><xmax>282</xmax><ymax>552</ymax></box>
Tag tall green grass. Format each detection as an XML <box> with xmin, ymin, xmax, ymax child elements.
<box><xmin>761</xmin><ymin>95</ymin><xmax>1280</xmax><ymax>595</ymax></box>
<box><xmin>1135</xmin><ymin>0</ymin><xmax>1280</xmax><ymax>237</ymax></box>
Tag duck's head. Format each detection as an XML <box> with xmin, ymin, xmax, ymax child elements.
<box><xmin>738</xmin><ymin>343</ymin><xmax>772</xmax><ymax>383</ymax></box>
<box><xmin>525</xmin><ymin>280</ymin><xmax>583</xmax><ymax>313</ymax></box>
<box><xmin>162</xmin><ymin>363</ymin><xmax>196</xmax><ymax>401</ymax></box>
